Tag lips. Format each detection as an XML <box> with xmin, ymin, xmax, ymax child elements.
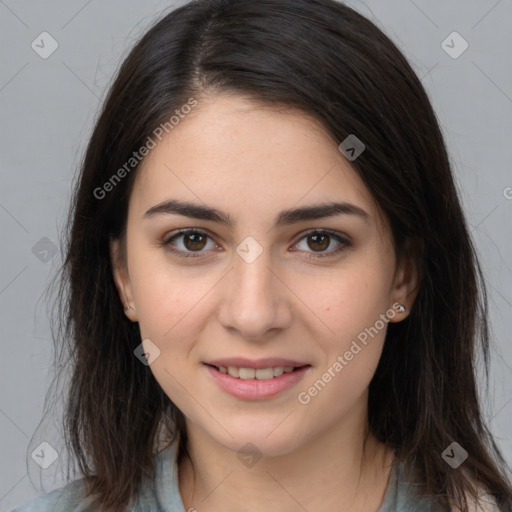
<box><xmin>205</xmin><ymin>357</ymin><xmax>309</xmax><ymax>369</ymax></box>
<box><xmin>206</xmin><ymin>364</ymin><xmax>307</xmax><ymax>380</ymax></box>
<box><xmin>204</xmin><ymin>362</ymin><xmax>311</xmax><ymax>400</ymax></box>
<box><xmin>204</xmin><ymin>357</ymin><xmax>310</xmax><ymax>381</ymax></box>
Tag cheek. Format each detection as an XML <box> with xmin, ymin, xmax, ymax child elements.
<box><xmin>299</xmin><ymin>255</ymin><xmax>393</xmax><ymax>342</ymax></box>
<box><xmin>298</xmin><ymin>310</ymin><xmax>389</xmax><ymax>417</ymax></box>
<box><xmin>135</xmin><ymin>278</ymin><xmax>203</xmax><ymax>341</ymax></box>
<box><xmin>128</xmin><ymin>251</ymin><xmax>220</xmax><ymax>344</ymax></box>
<box><xmin>303</xmin><ymin>250</ymin><xmax>393</xmax><ymax>389</ymax></box>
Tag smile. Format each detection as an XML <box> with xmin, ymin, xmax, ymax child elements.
<box><xmin>204</xmin><ymin>363</ymin><xmax>312</xmax><ymax>400</ymax></box>
<box><xmin>210</xmin><ymin>364</ymin><xmax>303</xmax><ymax>380</ymax></box>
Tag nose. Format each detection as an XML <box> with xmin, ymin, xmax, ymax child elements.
<box><xmin>216</xmin><ymin>247</ymin><xmax>292</xmax><ymax>341</ymax></box>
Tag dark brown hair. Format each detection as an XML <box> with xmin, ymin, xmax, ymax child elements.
<box><xmin>39</xmin><ymin>0</ymin><xmax>512</xmax><ymax>510</ymax></box>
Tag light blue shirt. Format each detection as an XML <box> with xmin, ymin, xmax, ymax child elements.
<box><xmin>10</xmin><ymin>442</ymin><xmax>451</xmax><ymax>511</ymax></box>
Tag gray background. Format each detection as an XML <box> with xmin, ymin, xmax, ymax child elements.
<box><xmin>0</xmin><ymin>0</ymin><xmax>511</xmax><ymax>510</ymax></box>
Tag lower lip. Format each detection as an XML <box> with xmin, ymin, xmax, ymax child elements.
<box><xmin>204</xmin><ymin>364</ymin><xmax>311</xmax><ymax>400</ymax></box>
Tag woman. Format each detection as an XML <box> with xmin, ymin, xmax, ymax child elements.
<box><xmin>11</xmin><ymin>0</ymin><xmax>512</xmax><ymax>510</ymax></box>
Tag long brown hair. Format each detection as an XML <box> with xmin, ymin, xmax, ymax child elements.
<box><xmin>39</xmin><ymin>0</ymin><xmax>512</xmax><ymax>510</ymax></box>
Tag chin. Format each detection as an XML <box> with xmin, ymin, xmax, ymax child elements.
<box><xmin>213</xmin><ymin>427</ymin><xmax>303</xmax><ymax>459</ymax></box>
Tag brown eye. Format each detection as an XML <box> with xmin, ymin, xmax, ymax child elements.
<box><xmin>307</xmin><ymin>233</ymin><xmax>330</xmax><ymax>252</ymax></box>
<box><xmin>293</xmin><ymin>230</ymin><xmax>351</xmax><ymax>258</ymax></box>
<box><xmin>182</xmin><ymin>232</ymin><xmax>207</xmax><ymax>251</ymax></box>
<box><xmin>162</xmin><ymin>229</ymin><xmax>218</xmax><ymax>258</ymax></box>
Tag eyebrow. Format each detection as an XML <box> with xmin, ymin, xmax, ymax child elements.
<box><xmin>144</xmin><ymin>199</ymin><xmax>369</xmax><ymax>227</ymax></box>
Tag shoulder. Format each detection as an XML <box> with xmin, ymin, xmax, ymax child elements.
<box><xmin>449</xmin><ymin>490</ymin><xmax>503</xmax><ymax>512</ymax></box>
<box><xmin>392</xmin><ymin>462</ymin><xmax>504</xmax><ymax>512</ymax></box>
<box><xmin>8</xmin><ymin>443</ymin><xmax>183</xmax><ymax>512</ymax></box>
<box><xmin>448</xmin><ymin>465</ymin><xmax>506</xmax><ymax>512</ymax></box>
<box><xmin>8</xmin><ymin>478</ymin><xmax>92</xmax><ymax>512</ymax></box>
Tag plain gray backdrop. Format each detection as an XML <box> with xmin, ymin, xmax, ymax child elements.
<box><xmin>1</xmin><ymin>0</ymin><xmax>511</xmax><ymax>510</ymax></box>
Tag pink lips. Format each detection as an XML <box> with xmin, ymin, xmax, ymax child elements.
<box><xmin>204</xmin><ymin>363</ymin><xmax>311</xmax><ymax>400</ymax></box>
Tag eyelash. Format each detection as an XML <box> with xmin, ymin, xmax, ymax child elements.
<box><xmin>160</xmin><ymin>228</ymin><xmax>352</xmax><ymax>260</ymax></box>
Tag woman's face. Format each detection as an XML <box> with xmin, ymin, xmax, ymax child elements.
<box><xmin>111</xmin><ymin>94</ymin><xmax>417</xmax><ymax>456</ymax></box>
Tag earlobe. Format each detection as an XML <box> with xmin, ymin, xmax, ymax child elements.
<box><xmin>109</xmin><ymin>237</ymin><xmax>138</xmax><ymax>322</ymax></box>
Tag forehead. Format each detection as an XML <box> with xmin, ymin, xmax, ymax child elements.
<box><xmin>130</xmin><ymin>94</ymin><xmax>384</xmax><ymax>228</ymax></box>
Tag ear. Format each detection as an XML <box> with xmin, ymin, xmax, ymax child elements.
<box><xmin>110</xmin><ymin>237</ymin><xmax>138</xmax><ymax>322</ymax></box>
<box><xmin>388</xmin><ymin>238</ymin><xmax>421</xmax><ymax>323</ymax></box>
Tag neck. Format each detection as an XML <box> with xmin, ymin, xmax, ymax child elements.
<box><xmin>178</xmin><ymin>408</ymin><xmax>395</xmax><ymax>512</ymax></box>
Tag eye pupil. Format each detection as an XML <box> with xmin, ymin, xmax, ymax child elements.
<box><xmin>184</xmin><ymin>233</ymin><xmax>207</xmax><ymax>251</ymax></box>
<box><xmin>308</xmin><ymin>234</ymin><xmax>330</xmax><ymax>251</ymax></box>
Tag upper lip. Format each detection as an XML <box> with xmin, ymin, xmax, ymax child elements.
<box><xmin>205</xmin><ymin>357</ymin><xmax>310</xmax><ymax>369</ymax></box>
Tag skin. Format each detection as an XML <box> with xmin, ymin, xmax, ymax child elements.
<box><xmin>111</xmin><ymin>94</ymin><xmax>419</xmax><ymax>512</ymax></box>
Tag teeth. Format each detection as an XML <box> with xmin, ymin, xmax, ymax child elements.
<box><xmin>239</xmin><ymin>367</ymin><xmax>255</xmax><ymax>379</ymax></box>
<box><xmin>273</xmin><ymin>367</ymin><xmax>284</xmax><ymax>377</ymax></box>
<box><xmin>227</xmin><ymin>366</ymin><xmax>239</xmax><ymax>377</ymax></box>
<box><xmin>255</xmin><ymin>368</ymin><xmax>274</xmax><ymax>380</ymax></box>
<box><xmin>215</xmin><ymin>365</ymin><xmax>299</xmax><ymax>379</ymax></box>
